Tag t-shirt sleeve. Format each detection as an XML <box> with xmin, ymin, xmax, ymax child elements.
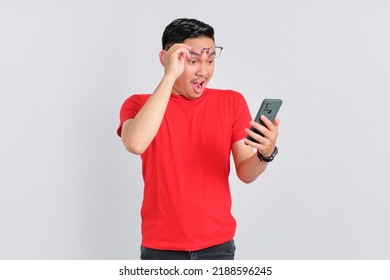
<box><xmin>116</xmin><ymin>94</ymin><xmax>147</xmax><ymax>137</ymax></box>
<box><xmin>231</xmin><ymin>91</ymin><xmax>252</xmax><ymax>144</ymax></box>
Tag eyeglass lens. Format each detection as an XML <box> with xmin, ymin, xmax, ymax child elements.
<box><xmin>189</xmin><ymin>46</ymin><xmax>223</xmax><ymax>58</ymax></box>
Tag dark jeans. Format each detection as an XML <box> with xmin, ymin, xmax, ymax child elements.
<box><xmin>140</xmin><ymin>240</ymin><xmax>236</xmax><ymax>260</ymax></box>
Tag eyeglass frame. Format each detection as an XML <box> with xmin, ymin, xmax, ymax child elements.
<box><xmin>188</xmin><ymin>46</ymin><xmax>224</xmax><ymax>59</ymax></box>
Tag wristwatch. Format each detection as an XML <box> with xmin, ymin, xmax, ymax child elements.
<box><xmin>257</xmin><ymin>146</ymin><xmax>278</xmax><ymax>162</ymax></box>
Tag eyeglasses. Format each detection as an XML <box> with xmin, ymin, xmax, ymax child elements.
<box><xmin>189</xmin><ymin>46</ymin><xmax>223</xmax><ymax>59</ymax></box>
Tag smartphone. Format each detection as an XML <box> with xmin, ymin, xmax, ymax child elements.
<box><xmin>246</xmin><ymin>98</ymin><xmax>283</xmax><ymax>143</ymax></box>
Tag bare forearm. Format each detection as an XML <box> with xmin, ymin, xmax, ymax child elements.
<box><xmin>236</xmin><ymin>115</ymin><xmax>280</xmax><ymax>184</ymax></box>
<box><xmin>122</xmin><ymin>44</ymin><xmax>192</xmax><ymax>154</ymax></box>
<box><xmin>236</xmin><ymin>152</ymin><xmax>268</xmax><ymax>184</ymax></box>
<box><xmin>122</xmin><ymin>74</ymin><xmax>176</xmax><ymax>154</ymax></box>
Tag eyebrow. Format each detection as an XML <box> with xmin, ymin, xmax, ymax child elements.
<box><xmin>190</xmin><ymin>47</ymin><xmax>216</xmax><ymax>56</ymax></box>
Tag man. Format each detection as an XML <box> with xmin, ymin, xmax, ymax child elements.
<box><xmin>117</xmin><ymin>18</ymin><xmax>280</xmax><ymax>260</ymax></box>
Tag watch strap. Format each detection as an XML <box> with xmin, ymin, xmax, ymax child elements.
<box><xmin>257</xmin><ymin>146</ymin><xmax>278</xmax><ymax>162</ymax></box>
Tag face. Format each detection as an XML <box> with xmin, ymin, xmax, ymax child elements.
<box><xmin>172</xmin><ymin>37</ymin><xmax>216</xmax><ymax>100</ymax></box>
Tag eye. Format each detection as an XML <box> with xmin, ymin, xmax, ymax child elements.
<box><xmin>188</xmin><ymin>60</ymin><xmax>197</xmax><ymax>65</ymax></box>
<box><xmin>207</xmin><ymin>59</ymin><xmax>215</xmax><ymax>64</ymax></box>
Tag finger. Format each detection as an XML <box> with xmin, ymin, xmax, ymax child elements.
<box><xmin>249</xmin><ymin>121</ymin><xmax>270</xmax><ymax>138</ymax></box>
<box><xmin>245</xmin><ymin>127</ymin><xmax>266</xmax><ymax>145</ymax></box>
<box><xmin>243</xmin><ymin>136</ymin><xmax>262</xmax><ymax>150</ymax></box>
<box><xmin>274</xmin><ymin>117</ymin><xmax>280</xmax><ymax>127</ymax></box>
<box><xmin>244</xmin><ymin>136</ymin><xmax>274</xmax><ymax>157</ymax></box>
<box><xmin>169</xmin><ymin>44</ymin><xmax>191</xmax><ymax>56</ymax></box>
<box><xmin>272</xmin><ymin>118</ymin><xmax>280</xmax><ymax>137</ymax></box>
<box><xmin>181</xmin><ymin>44</ymin><xmax>192</xmax><ymax>55</ymax></box>
<box><xmin>177</xmin><ymin>46</ymin><xmax>190</xmax><ymax>57</ymax></box>
<box><xmin>259</xmin><ymin>115</ymin><xmax>274</xmax><ymax>130</ymax></box>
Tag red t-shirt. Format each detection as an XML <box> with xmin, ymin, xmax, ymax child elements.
<box><xmin>117</xmin><ymin>88</ymin><xmax>252</xmax><ymax>251</ymax></box>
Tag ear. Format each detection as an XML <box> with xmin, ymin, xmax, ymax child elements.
<box><xmin>159</xmin><ymin>50</ymin><xmax>165</xmax><ymax>66</ymax></box>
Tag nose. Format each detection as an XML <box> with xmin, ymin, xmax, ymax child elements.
<box><xmin>196</xmin><ymin>64</ymin><xmax>208</xmax><ymax>77</ymax></box>
<box><xmin>196</xmin><ymin>53</ymin><xmax>209</xmax><ymax>77</ymax></box>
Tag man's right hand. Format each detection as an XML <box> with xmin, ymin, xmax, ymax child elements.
<box><xmin>160</xmin><ymin>44</ymin><xmax>191</xmax><ymax>79</ymax></box>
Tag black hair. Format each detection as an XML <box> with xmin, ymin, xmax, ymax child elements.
<box><xmin>162</xmin><ymin>18</ymin><xmax>215</xmax><ymax>50</ymax></box>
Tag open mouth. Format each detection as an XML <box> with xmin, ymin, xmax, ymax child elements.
<box><xmin>192</xmin><ymin>80</ymin><xmax>206</xmax><ymax>93</ymax></box>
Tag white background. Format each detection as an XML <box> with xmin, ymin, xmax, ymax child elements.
<box><xmin>1</xmin><ymin>0</ymin><xmax>389</xmax><ymax>259</ymax></box>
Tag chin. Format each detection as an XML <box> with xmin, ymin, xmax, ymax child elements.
<box><xmin>189</xmin><ymin>92</ymin><xmax>203</xmax><ymax>99</ymax></box>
